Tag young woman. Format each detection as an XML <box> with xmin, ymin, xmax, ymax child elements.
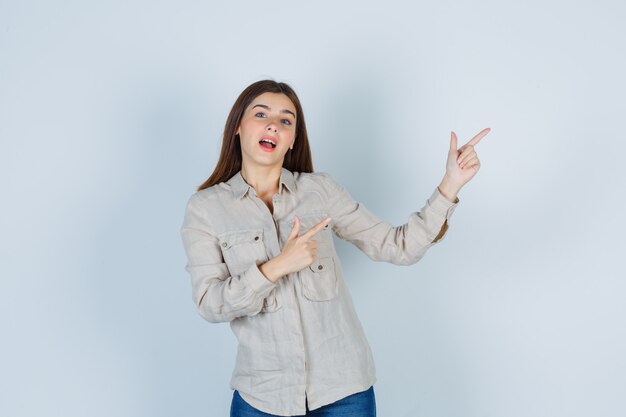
<box><xmin>180</xmin><ymin>79</ymin><xmax>490</xmax><ymax>416</ymax></box>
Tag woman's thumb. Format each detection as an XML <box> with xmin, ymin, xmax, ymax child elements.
<box><xmin>287</xmin><ymin>215</ymin><xmax>300</xmax><ymax>240</ymax></box>
<box><xmin>450</xmin><ymin>131</ymin><xmax>458</xmax><ymax>153</ymax></box>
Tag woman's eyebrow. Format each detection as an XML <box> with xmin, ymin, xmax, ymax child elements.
<box><xmin>252</xmin><ymin>103</ymin><xmax>296</xmax><ymax>118</ymax></box>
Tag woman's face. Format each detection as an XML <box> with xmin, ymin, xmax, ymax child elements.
<box><xmin>236</xmin><ymin>92</ymin><xmax>297</xmax><ymax>170</ymax></box>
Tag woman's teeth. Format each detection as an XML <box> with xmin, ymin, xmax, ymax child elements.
<box><xmin>259</xmin><ymin>139</ymin><xmax>276</xmax><ymax>148</ymax></box>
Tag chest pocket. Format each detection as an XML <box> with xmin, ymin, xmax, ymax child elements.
<box><xmin>217</xmin><ymin>228</ymin><xmax>269</xmax><ymax>277</ymax></box>
<box><xmin>294</xmin><ymin>213</ymin><xmax>338</xmax><ymax>302</ymax></box>
<box><xmin>218</xmin><ymin>228</ymin><xmax>281</xmax><ymax>314</ymax></box>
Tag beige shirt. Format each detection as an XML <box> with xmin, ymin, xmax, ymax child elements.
<box><xmin>180</xmin><ymin>167</ymin><xmax>459</xmax><ymax>416</ymax></box>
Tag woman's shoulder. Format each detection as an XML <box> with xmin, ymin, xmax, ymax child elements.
<box><xmin>184</xmin><ymin>181</ymin><xmax>230</xmax><ymax>207</ymax></box>
<box><xmin>293</xmin><ymin>170</ymin><xmax>339</xmax><ymax>187</ymax></box>
<box><xmin>289</xmin><ymin>171</ymin><xmax>348</xmax><ymax>201</ymax></box>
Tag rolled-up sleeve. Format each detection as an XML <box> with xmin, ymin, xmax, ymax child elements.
<box><xmin>318</xmin><ymin>173</ymin><xmax>460</xmax><ymax>265</ymax></box>
<box><xmin>180</xmin><ymin>194</ymin><xmax>277</xmax><ymax>323</ymax></box>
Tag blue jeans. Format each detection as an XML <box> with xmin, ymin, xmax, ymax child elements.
<box><xmin>230</xmin><ymin>386</ymin><xmax>376</xmax><ymax>417</ymax></box>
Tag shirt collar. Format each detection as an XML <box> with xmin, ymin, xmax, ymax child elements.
<box><xmin>228</xmin><ymin>167</ymin><xmax>296</xmax><ymax>200</ymax></box>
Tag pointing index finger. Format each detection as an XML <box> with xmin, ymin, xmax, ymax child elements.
<box><xmin>301</xmin><ymin>217</ymin><xmax>332</xmax><ymax>240</ymax></box>
<box><xmin>466</xmin><ymin>127</ymin><xmax>491</xmax><ymax>147</ymax></box>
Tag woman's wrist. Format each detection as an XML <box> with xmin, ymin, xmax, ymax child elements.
<box><xmin>259</xmin><ymin>256</ymin><xmax>286</xmax><ymax>283</ymax></box>
<box><xmin>438</xmin><ymin>176</ymin><xmax>461</xmax><ymax>203</ymax></box>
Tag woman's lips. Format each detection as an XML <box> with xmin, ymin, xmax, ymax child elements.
<box><xmin>259</xmin><ymin>142</ymin><xmax>276</xmax><ymax>152</ymax></box>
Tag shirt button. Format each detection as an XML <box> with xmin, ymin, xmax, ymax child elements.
<box><xmin>254</xmin><ymin>236</ymin><xmax>259</xmax><ymax>241</ymax></box>
<box><xmin>222</xmin><ymin>242</ymin><xmax>227</xmax><ymax>247</ymax></box>
<box><xmin>318</xmin><ymin>264</ymin><xmax>323</xmax><ymax>270</ymax></box>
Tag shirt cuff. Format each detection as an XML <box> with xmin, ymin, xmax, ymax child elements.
<box><xmin>429</xmin><ymin>186</ymin><xmax>460</xmax><ymax>220</ymax></box>
<box><xmin>244</xmin><ymin>263</ymin><xmax>278</xmax><ymax>298</ymax></box>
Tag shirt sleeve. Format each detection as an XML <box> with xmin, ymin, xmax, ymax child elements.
<box><xmin>317</xmin><ymin>172</ymin><xmax>460</xmax><ymax>265</ymax></box>
<box><xmin>180</xmin><ymin>194</ymin><xmax>277</xmax><ymax>323</ymax></box>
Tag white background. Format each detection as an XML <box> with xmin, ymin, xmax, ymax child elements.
<box><xmin>1</xmin><ymin>1</ymin><xmax>624</xmax><ymax>416</ymax></box>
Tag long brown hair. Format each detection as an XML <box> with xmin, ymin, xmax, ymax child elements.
<box><xmin>196</xmin><ymin>79</ymin><xmax>314</xmax><ymax>191</ymax></box>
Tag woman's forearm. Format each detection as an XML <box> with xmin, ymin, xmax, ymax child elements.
<box><xmin>259</xmin><ymin>255</ymin><xmax>288</xmax><ymax>283</ymax></box>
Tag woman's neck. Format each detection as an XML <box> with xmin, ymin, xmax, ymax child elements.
<box><xmin>240</xmin><ymin>164</ymin><xmax>281</xmax><ymax>197</ymax></box>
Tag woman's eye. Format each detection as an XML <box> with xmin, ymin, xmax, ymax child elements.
<box><xmin>254</xmin><ymin>112</ymin><xmax>292</xmax><ymax>125</ymax></box>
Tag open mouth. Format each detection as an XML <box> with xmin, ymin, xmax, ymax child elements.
<box><xmin>259</xmin><ymin>139</ymin><xmax>277</xmax><ymax>149</ymax></box>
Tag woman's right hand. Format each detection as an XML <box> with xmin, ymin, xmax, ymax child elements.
<box><xmin>259</xmin><ymin>216</ymin><xmax>332</xmax><ymax>283</ymax></box>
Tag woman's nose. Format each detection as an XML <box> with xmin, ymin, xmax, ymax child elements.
<box><xmin>266</xmin><ymin>122</ymin><xmax>278</xmax><ymax>133</ymax></box>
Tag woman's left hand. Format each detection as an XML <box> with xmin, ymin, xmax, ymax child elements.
<box><xmin>442</xmin><ymin>127</ymin><xmax>491</xmax><ymax>191</ymax></box>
